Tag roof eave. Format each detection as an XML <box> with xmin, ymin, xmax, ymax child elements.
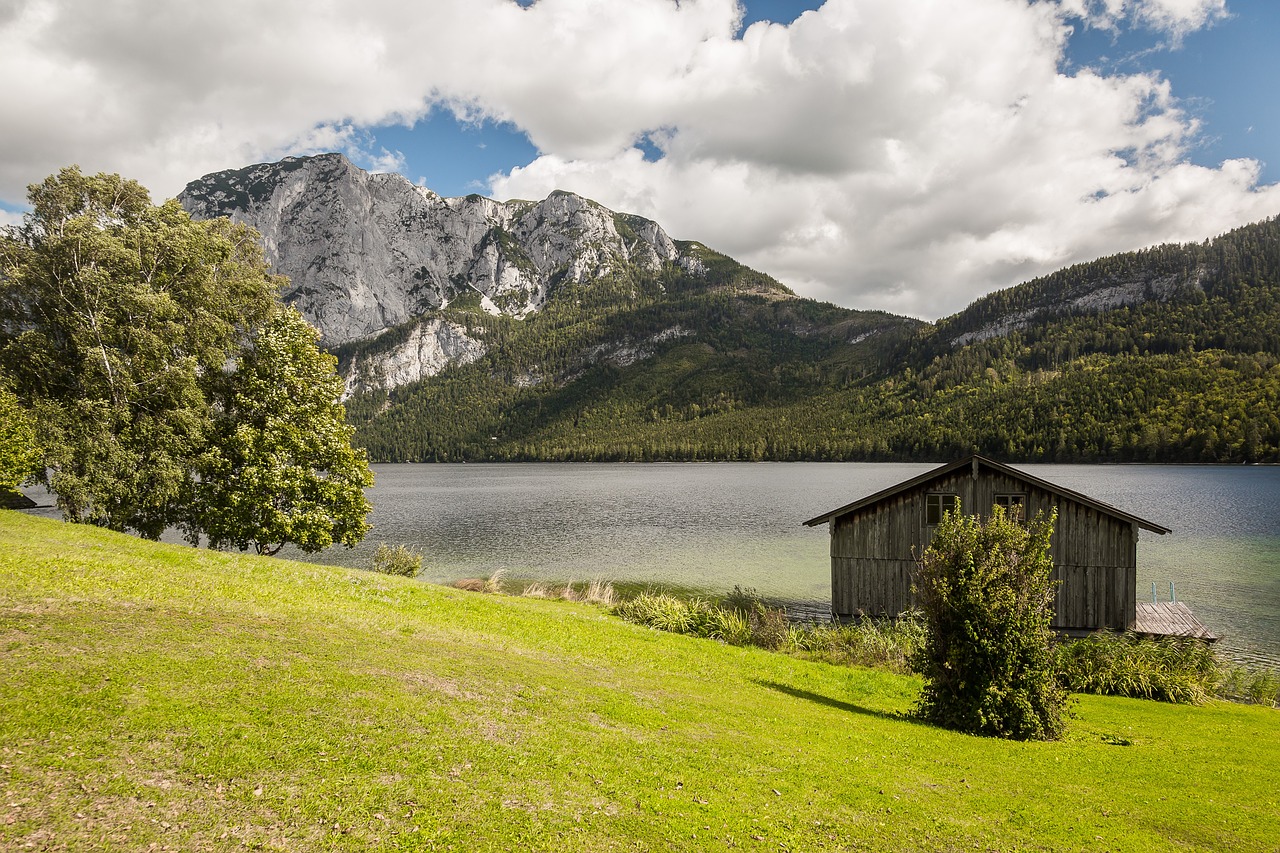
<box><xmin>801</xmin><ymin>455</ymin><xmax>1171</xmax><ymax>535</ymax></box>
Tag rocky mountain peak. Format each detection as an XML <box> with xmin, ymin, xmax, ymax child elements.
<box><xmin>179</xmin><ymin>153</ymin><xmax>680</xmax><ymax>345</ymax></box>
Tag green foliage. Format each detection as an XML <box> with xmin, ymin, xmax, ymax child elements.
<box><xmin>341</xmin><ymin>215</ymin><xmax>1280</xmax><ymax>464</ymax></box>
<box><xmin>791</xmin><ymin>614</ymin><xmax>928</xmax><ymax>673</ymax></box>
<box><xmin>369</xmin><ymin>543</ymin><xmax>423</xmax><ymax>577</ymax></box>
<box><xmin>0</xmin><ymin>166</ymin><xmax>278</xmax><ymax>535</ymax></box>
<box><xmin>1055</xmin><ymin>633</ymin><xmax>1280</xmax><ymax>707</ymax></box>
<box><xmin>195</xmin><ymin>307</ymin><xmax>373</xmax><ymax>555</ymax></box>
<box><xmin>613</xmin><ymin>589</ymin><xmax>926</xmax><ymax>670</ymax></box>
<box><xmin>911</xmin><ymin>505</ymin><xmax>1068</xmax><ymax>740</ymax></box>
<box><xmin>0</xmin><ymin>166</ymin><xmax>372</xmax><ymax>555</ymax></box>
<box><xmin>1054</xmin><ymin>633</ymin><xmax>1216</xmax><ymax>704</ymax></box>
<box><xmin>0</xmin><ymin>383</ymin><xmax>38</xmax><ymax>490</ymax></box>
<box><xmin>1216</xmin><ymin>663</ymin><xmax>1280</xmax><ymax>708</ymax></box>
<box><xmin>613</xmin><ymin>592</ymin><xmax>752</xmax><ymax>645</ymax></box>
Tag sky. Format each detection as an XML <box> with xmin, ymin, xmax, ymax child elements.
<box><xmin>1</xmin><ymin>0</ymin><xmax>1277</xmax><ymax>320</ymax></box>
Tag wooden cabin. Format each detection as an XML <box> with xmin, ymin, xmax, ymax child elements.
<box><xmin>803</xmin><ymin>455</ymin><xmax>1172</xmax><ymax>634</ymax></box>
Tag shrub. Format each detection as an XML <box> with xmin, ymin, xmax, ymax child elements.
<box><xmin>911</xmin><ymin>505</ymin><xmax>1067</xmax><ymax>740</ymax></box>
<box><xmin>370</xmin><ymin>543</ymin><xmax>422</xmax><ymax>577</ymax></box>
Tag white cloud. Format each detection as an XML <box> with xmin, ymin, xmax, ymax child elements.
<box><xmin>1061</xmin><ymin>0</ymin><xmax>1228</xmax><ymax>40</ymax></box>
<box><xmin>0</xmin><ymin>0</ymin><xmax>1271</xmax><ymax>318</ymax></box>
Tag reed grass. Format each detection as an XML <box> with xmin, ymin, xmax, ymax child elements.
<box><xmin>1216</xmin><ymin>665</ymin><xmax>1280</xmax><ymax>708</ymax></box>
<box><xmin>482</xmin><ymin>568</ymin><xmax>506</xmax><ymax>595</ymax></box>
<box><xmin>615</xmin><ymin>591</ymin><xmax>1278</xmax><ymax>707</ymax></box>
<box><xmin>1051</xmin><ymin>633</ymin><xmax>1269</xmax><ymax>706</ymax></box>
<box><xmin>520</xmin><ymin>581</ymin><xmax>551</xmax><ymax>598</ymax></box>
<box><xmin>613</xmin><ymin>590</ymin><xmax>925</xmax><ymax>666</ymax></box>
<box><xmin>583</xmin><ymin>578</ymin><xmax>616</xmax><ymax>606</ymax></box>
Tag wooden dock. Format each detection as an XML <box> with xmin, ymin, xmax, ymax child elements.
<box><xmin>1132</xmin><ymin>601</ymin><xmax>1217</xmax><ymax>642</ymax></box>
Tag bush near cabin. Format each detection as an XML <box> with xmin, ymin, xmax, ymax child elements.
<box><xmin>911</xmin><ymin>504</ymin><xmax>1068</xmax><ymax>740</ymax></box>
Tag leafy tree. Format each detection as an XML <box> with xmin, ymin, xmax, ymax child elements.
<box><xmin>194</xmin><ymin>306</ymin><xmax>373</xmax><ymax>555</ymax></box>
<box><xmin>910</xmin><ymin>504</ymin><xmax>1067</xmax><ymax>740</ymax></box>
<box><xmin>0</xmin><ymin>383</ymin><xmax>38</xmax><ymax>490</ymax></box>
<box><xmin>0</xmin><ymin>167</ymin><xmax>278</xmax><ymax>535</ymax></box>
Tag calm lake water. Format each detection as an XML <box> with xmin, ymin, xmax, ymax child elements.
<box><xmin>283</xmin><ymin>462</ymin><xmax>1280</xmax><ymax>669</ymax></box>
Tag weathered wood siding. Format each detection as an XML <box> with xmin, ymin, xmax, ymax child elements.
<box><xmin>830</xmin><ymin>466</ymin><xmax>1137</xmax><ymax>631</ymax></box>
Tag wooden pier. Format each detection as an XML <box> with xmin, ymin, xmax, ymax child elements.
<box><xmin>1132</xmin><ymin>601</ymin><xmax>1217</xmax><ymax>642</ymax></box>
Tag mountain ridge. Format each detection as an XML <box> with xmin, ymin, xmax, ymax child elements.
<box><xmin>180</xmin><ymin>154</ymin><xmax>1280</xmax><ymax>463</ymax></box>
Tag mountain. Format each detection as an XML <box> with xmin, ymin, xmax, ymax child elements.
<box><xmin>181</xmin><ymin>153</ymin><xmax>687</xmax><ymax>346</ymax></box>
<box><xmin>181</xmin><ymin>155</ymin><xmax>1280</xmax><ymax>464</ymax></box>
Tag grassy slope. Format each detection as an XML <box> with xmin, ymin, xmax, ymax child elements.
<box><xmin>1</xmin><ymin>511</ymin><xmax>1276</xmax><ymax>852</ymax></box>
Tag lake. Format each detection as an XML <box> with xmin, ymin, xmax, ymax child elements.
<box><xmin>282</xmin><ymin>462</ymin><xmax>1280</xmax><ymax>669</ymax></box>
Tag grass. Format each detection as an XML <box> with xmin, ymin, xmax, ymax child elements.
<box><xmin>1</xmin><ymin>511</ymin><xmax>1278</xmax><ymax>851</ymax></box>
<box><xmin>1060</xmin><ymin>633</ymin><xmax>1280</xmax><ymax>707</ymax></box>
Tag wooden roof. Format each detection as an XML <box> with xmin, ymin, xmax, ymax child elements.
<box><xmin>0</xmin><ymin>488</ymin><xmax>35</xmax><ymax>510</ymax></box>
<box><xmin>802</xmin><ymin>454</ymin><xmax>1172</xmax><ymax>534</ymax></box>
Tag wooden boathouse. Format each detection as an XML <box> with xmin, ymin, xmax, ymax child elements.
<box><xmin>803</xmin><ymin>455</ymin><xmax>1176</xmax><ymax>634</ymax></box>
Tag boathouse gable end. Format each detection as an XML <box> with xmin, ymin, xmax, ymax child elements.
<box><xmin>806</xmin><ymin>455</ymin><xmax>1170</xmax><ymax>633</ymax></box>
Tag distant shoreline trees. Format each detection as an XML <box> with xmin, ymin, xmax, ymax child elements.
<box><xmin>0</xmin><ymin>166</ymin><xmax>371</xmax><ymax>553</ymax></box>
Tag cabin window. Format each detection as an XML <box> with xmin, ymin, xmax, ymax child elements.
<box><xmin>994</xmin><ymin>493</ymin><xmax>1026</xmax><ymax>521</ymax></box>
<box><xmin>925</xmin><ymin>493</ymin><xmax>958</xmax><ymax>526</ymax></box>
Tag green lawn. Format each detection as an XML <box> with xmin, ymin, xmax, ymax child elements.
<box><xmin>1</xmin><ymin>510</ymin><xmax>1276</xmax><ymax>851</ymax></box>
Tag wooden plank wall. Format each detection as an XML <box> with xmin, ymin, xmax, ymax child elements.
<box><xmin>830</xmin><ymin>468</ymin><xmax>1138</xmax><ymax>630</ymax></box>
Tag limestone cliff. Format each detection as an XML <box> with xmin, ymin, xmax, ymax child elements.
<box><xmin>179</xmin><ymin>153</ymin><xmax>680</xmax><ymax>347</ymax></box>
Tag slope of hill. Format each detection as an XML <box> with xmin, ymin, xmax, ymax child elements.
<box><xmin>3</xmin><ymin>511</ymin><xmax>1278</xmax><ymax>851</ymax></box>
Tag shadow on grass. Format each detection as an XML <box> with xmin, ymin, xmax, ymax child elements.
<box><xmin>754</xmin><ymin>679</ymin><xmax>926</xmax><ymax>727</ymax></box>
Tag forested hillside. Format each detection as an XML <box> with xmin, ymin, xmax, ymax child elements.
<box><xmin>346</xmin><ymin>217</ymin><xmax>1280</xmax><ymax>463</ymax></box>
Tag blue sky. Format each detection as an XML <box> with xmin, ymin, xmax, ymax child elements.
<box><xmin>1062</xmin><ymin>0</ymin><xmax>1278</xmax><ymax>183</ymax></box>
<box><xmin>2</xmin><ymin>0</ymin><xmax>1276</xmax><ymax>318</ymax></box>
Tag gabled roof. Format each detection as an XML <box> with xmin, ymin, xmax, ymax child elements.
<box><xmin>802</xmin><ymin>454</ymin><xmax>1172</xmax><ymax>534</ymax></box>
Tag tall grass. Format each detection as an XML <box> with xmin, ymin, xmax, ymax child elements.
<box><xmin>612</xmin><ymin>593</ymin><xmax>752</xmax><ymax>645</ymax></box>
<box><xmin>1216</xmin><ymin>664</ymin><xmax>1280</xmax><ymax>707</ymax></box>
<box><xmin>470</xmin><ymin>579</ymin><xmax>1277</xmax><ymax>707</ymax></box>
<box><xmin>613</xmin><ymin>589</ymin><xmax>924</xmax><ymax>670</ymax></box>
<box><xmin>614</xmin><ymin>590</ymin><xmax>1280</xmax><ymax>707</ymax></box>
<box><xmin>790</xmin><ymin>615</ymin><xmax>927</xmax><ymax>673</ymax></box>
<box><xmin>1054</xmin><ymin>633</ymin><xmax>1280</xmax><ymax>707</ymax></box>
<box><xmin>368</xmin><ymin>543</ymin><xmax>422</xmax><ymax>577</ymax></box>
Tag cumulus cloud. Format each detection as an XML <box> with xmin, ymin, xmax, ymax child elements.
<box><xmin>0</xmin><ymin>0</ymin><xmax>1272</xmax><ymax>318</ymax></box>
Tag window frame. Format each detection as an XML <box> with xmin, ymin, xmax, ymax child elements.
<box><xmin>993</xmin><ymin>493</ymin><xmax>1026</xmax><ymax>521</ymax></box>
<box><xmin>925</xmin><ymin>492</ymin><xmax>959</xmax><ymax>526</ymax></box>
